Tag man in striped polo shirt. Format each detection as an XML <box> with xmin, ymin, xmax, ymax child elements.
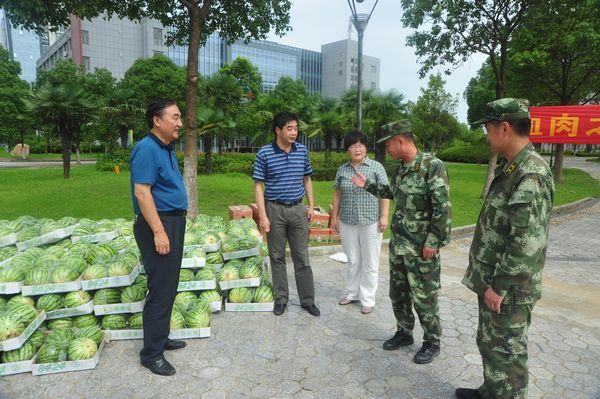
<box><xmin>253</xmin><ymin>111</ymin><xmax>320</xmax><ymax>317</ymax></box>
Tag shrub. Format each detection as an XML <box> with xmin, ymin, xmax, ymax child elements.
<box><xmin>96</xmin><ymin>148</ymin><xmax>132</xmax><ymax>171</ymax></box>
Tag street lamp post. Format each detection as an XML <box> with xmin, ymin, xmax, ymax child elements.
<box><xmin>347</xmin><ymin>0</ymin><xmax>379</xmax><ymax>130</ymax></box>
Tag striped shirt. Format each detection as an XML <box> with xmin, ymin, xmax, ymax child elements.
<box><xmin>333</xmin><ymin>157</ymin><xmax>388</xmax><ymax>225</ymax></box>
<box><xmin>253</xmin><ymin>141</ymin><xmax>313</xmax><ymax>202</ymax></box>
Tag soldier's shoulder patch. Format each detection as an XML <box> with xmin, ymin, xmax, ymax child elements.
<box><xmin>505</xmin><ymin>162</ymin><xmax>518</xmax><ymax>175</ymax></box>
<box><xmin>414</xmin><ymin>162</ymin><xmax>421</xmax><ymax>172</ymax></box>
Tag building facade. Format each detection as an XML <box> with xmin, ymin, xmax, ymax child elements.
<box><xmin>321</xmin><ymin>39</ymin><xmax>380</xmax><ymax>100</ymax></box>
<box><xmin>0</xmin><ymin>10</ymin><xmax>41</xmax><ymax>83</ymax></box>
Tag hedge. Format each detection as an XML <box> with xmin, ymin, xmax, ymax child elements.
<box><xmin>437</xmin><ymin>144</ymin><xmax>491</xmax><ymax>164</ymax></box>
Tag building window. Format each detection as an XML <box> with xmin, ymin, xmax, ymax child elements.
<box><xmin>153</xmin><ymin>50</ymin><xmax>163</xmax><ymax>56</ymax></box>
<box><xmin>153</xmin><ymin>28</ymin><xmax>163</xmax><ymax>46</ymax></box>
<box><xmin>81</xmin><ymin>30</ymin><xmax>89</xmax><ymax>45</ymax></box>
<box><xmin>371</xmin><ymin>65</ymin><xmax>376</xmax><ymax>73</ymax></box>
<box><xmin>338</xmin><ymin>70</ymin><xmax>343</xmax><ymax>76</ymax></box>
<box><xmin>371</xmin><ymin>82</ymin><xmax>376</xmax><ymax>90</ymax></box>
<box><xmin>82</xmin><ymin>56</ymin><xmax>91</xmax><ymax>71</ymax></box>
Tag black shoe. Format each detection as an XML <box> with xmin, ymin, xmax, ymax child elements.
<box><xmin>165</xmin><ymin>338</ymin><xmax>186</xmax><ymax>351</ymax></box>
<box><xmin>301</xmin><ymin>304</ymin><xmax>320</xmax><ymax>317</ymax></box>
<box><xmin>141</xmin><ymin>356</ymin><xmax>176</xmax><ymax>376</ymax></box>
<box><xmin>413</xmin><ymin>342</ymin><xmax>440</xmax><ymax>364</ymax></box>
<box><xmin>455</xmin><ymin>388</ymin><xmax>483</xmax><ymax>399</ymax></box>
<box><xmin>273</xmin><ymin>303</ymin><xmax>286</xmax><ymax>316</ymax></box>
<box><xmin>382</xmin><ymin>331</ymin><xmax>414</xmax><ymax>350</ymax></box>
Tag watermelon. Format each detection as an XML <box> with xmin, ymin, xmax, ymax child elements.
<box><xmin>101</xmin><ymin>314</ymin><xmax>127</xmax><ymax>330</ymax></box>
<box><xmin>46</xmin><ymin>328</ymin><xmax>75</xmax><ymax>348</ymax></box>
<box><xmin>64</xmin><ymin>290</ymin><xmax>92</xmax><ymax>308</ymax></box>
<box><xmin>7</xmin><ymin>294</ymin><xmax>36</xmax><ymax>309</ymax></box>
<box><xmin>194</xmin><ymin>268</ymin><xmax>214</xmax><ymax>281</ymax></box>
<box><xmin>259</xmin><ymin>242</ymin><xmax>269</xmax><ymax>257</ymax></box>
<box><xmin>47</xmin><ymin>318</ymin><xmax>74</xmax><ymax>330</ymax></box>
<box><xmin>169</xmin><ymin>309</ymin><xmax>186</xmax><ymax>329</ymax></box>
<box><xmin>1</xmin><ymin>341</ymin><xmax>36</xmax><ymax>363</ymax></box>
<box><xmin>76</xmin><ymin>325</ymin><xmax>103</xmax><ymax>346</ymax></box>
<box><xmin>72</xmin><ymin>314</ymin><xmax>98</xmax><ymax>329</ymax></box>
<box><xmin>25</xmin><ymin>268</ymin><xmax>50</xmax><ymax>286</ymax></box>
<box><xmin>128</xmin><ymin>313</ymin><xmax>143</xmax><ymax>329</ymax></box>
<box><xmin>205</xmin><ymin>252</ymin><xmax>223</xmax><ymax>264</ymax></box>
<box><xmin>82</xmin><ymin>264</ymin><xmax>108</xmax><ymax>280</ymax></box>
<box><xmin>0</xmin><ymin>246</ymin><xmax>17</xmax><ymax>262</ymax></box>
<box><xmin>58</xmin><ymin>216</ymin><xmax>78</xmax><ymax>227</ymax></box>
<box><xmin>8</xmin><ymin>303</ymin><xmax>39</xmax><ymax>325</ymax></box>
<box><xmin>107</xmin><ymin>261</ymin><xmax>131</xmax><ymax>277</ymax></box>
<box><xmin>252</xmin><ymin>285</ymin><xmax>274</xmax><ymax>303</ymax></box>
<box><xmin>67</xmin><ymin>337</ymin><xmax>98</xmax><ymax>360</ymax></box>
<box><xmin>36</xmin><ymin>294</ymin><xmax>64</xmax><ymax>312</ymax></box>
<box><xmin>174</xmin><ymin>292</ymin><xmax>197</xmax><ymax>308</ymax></box>
<box><xmin>224</xmin><ymin>259</ymin><xmax>244</xmax><ymax>269</ymax></box>
<box><xmin>0</xmin><ymin>314</ymin><xmax>25</xmax><ymax>341</ymax></box>
<box><xmin>16</xmin><ymin>225</ymin><xmax>40</xmax><ymax>242</ymax></box>
<box><xmin>0</xmin><ymin>266</ymin><xmax>24</xmax><ymax>283</ymax></box>
<box><xmin>179</xmin><ymin>269</ymin><xmax>195</xmax><ymax>282</ymax></box>
<box><xmin>36</xmin><ymin>343</ymin><xmax>66</xmax><ymax>364</ymax></box>
<box><xmin>63</xmin><ymin>258</ymin><xmax>88</xmax><ymax>275</ymax></box>
<box><xmin>108</xmin><ymin>236</ymin><xmax>129</xmax><ymax>252</ymax></box>
<box><xmin>184</xmin><ymin>307</ymin><xmax>210</xmax><ymax>328</ymax></box>
<box><xmin>45</xmin><ymin>246</ymin><xmax>66</xmax><ymax>259</ymax></box>
<box><xmin>29</xmin><ymin>329</ymin><xmax>46</xmax><ymax>349</ymax></box>
<box><xmin>93</xmin><ymin>288</ymin><xmax>121</xmax><ymax>305</ymax></box>
<box><xmin>239</xmin><ymin>264</ymin><xmax>261</xmax><ymax>279</ymax></box>
<box><xmin>33</xmin><ymin>255</ymin><xmax>59</xmax><ymax>270</ymax></box>
<box><xmin>228</xmin><ymin>287</ymin><xmax>252</xmax><ymax>303</ymax></box>
<box><xmin>120</xmin><ymin>285</ymin><xmax>146</xmax><ymax>303</ymax></box>
<box><xmin>217</xmin><ymin>264</ymin><xmax>240</xmax><ymax>282</ymax></box>
<box><xmin>198</xmin><ymin>290</ymin><xmax>221</xmax><ymax>304</ymax></box>
<box><xmin>188</xmin><ymin>299</ymin><xmax>210</xmax><ymax>314</ymax></box>
<box><xmin>51</xmin><ymin>266</ymin><xmax>80</xmax><ymax>283</ymax></box>
<box><xmin>133</xmin><ymin>275</ymin><xmax>148</xmax><ymax>290</ymax></box>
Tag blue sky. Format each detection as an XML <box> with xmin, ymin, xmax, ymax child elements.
<box><xmin>267</xmin><ymin>0</ymin><xmax>487</xmax><ymax>123</ymax></box>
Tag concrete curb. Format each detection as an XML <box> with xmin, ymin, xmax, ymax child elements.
<box><xmin>304</xmin><ymin>196</ymin><xmax>598</xmax><ymax>256</ymax></box>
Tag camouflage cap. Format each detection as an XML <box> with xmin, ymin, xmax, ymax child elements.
<box><xmin>473</xmin><ymin>98</ymin><xmax>530</xmax><ymax>125</ymax></box>
<box><xmin>376</xmin><ymin>119</ymin><xmax>412</xmax><ymax>143</ymax></box>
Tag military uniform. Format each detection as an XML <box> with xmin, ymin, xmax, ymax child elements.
<box><xmin>364</xmin><ymin>123</ymin><xmax>451</xmax><ymax>348</ymax></box>
<box><xmin>461</xmin><ymin>99</ymin><xmax>555</xmax><ymax>399</ymax></box>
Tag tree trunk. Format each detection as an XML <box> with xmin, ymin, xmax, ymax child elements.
<box><xmin>335</xmin><ymin>133</ymin><xmax>342</xmax><ymax>152</ymax></box>
<box><xmin>374</xmin><ymin>128</ymin><xmax>385</xmax><ymax>163</ymax></box>
<box><xmin>182</xmin><ymin>2</ymin><xmax>209</xmax><ymax>217</ymax></box>
<box><xmin>75</xmin><ymin>145</ymin><xmax>81</xmax><ymax>165</ymax></box>
<box><xmin>61</xmin><ymin>133</ymin><xmax>72</xmax><ymax>179</ymax></box>
<box><xmin>119</xmin><ymin>125</ymin><xmax>129</xmax><ymax>149</ymax></box>
<box><xmin>324</xmin><ymin>130</ymin><xmax>332</xmax><ymax>152</ymax></box>
<box><xmin>552</xmin><ymin>143</ymin><xmax>565</xmax><ymax>182</ymax></box>
<box><xmin>203</xmin><ymin>132</ymin><xmax>212</xmax><ymax>174</ymax></box>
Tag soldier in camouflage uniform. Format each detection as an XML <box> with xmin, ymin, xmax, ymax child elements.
<box><xmin>456</xmin><ymin>99</ymin><xmax>555</xmax><ymax>399</ymax></box>
<box><xmin>352</xmin><ymin>119</ymin><xmax>452</xmax><ymax>364</ymax></box>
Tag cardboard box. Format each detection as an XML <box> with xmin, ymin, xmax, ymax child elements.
<box><xmin>32</xmin><ymin>336</ymin><xmax>106</xmax><ymax>375</ymax></box>
<box><xmin>47</xmin><ymin>301</ymin><xmax>94</xmax><ymax>319</ymax></box>
<box><xmin>0</xmin><ymin>311</ymin><xmax>47</xmax><ymax>351</ymax></box>
<box><xmin>106</xmin><ymin>329</ymin><xmax>143</xmax><ymax>340</ymax></box>
<box><xmin>0</xmin><ymin>358</ymin><xmax>34</xmax><ymax>376</ymax></box>
<box><xmin>181</xmin><ymin>257</ymin><xmax>206</xmax><ymax>269</ymax></box>
<box><xmin>219</xmin><ymin>277</ymin><xmax>260</xmax><ymax>291</ymax></box>
<box><xmin>16</xmin><ymin>224</ymin><xmax>79</xmax><ymax>251</ymax></box>
<box><xmin>169</xmin><ymin>327</ymin><xmax>211</xmax><ymax>339</ymax></box>
<box><xmin>71</xmin><ymin>229</ymin><xmax>119</xmax><ymax>244</ymax></box>
<box><xmin>308</xmin><ymin>206</ymin><xmax>330</xmax><ymax>228</ymax></box>
<box><xmin>94</xmin><ymin>298</ymin><xmax>145</xmax><ymax>316</ymax></box>
<box><xmin>81</xmin><ymin>265</ymin><xmax>140</xmax><ymax>291</ymax></box>
<box><xmin>177</xmin><ymin>279</ymin><xmax>217</xmax><ymax>292</ymax></box>
<box><xmin>211</xmin><ymin>301</ymin><xmax>222</xmax><ymax>312</ymax></box>
<box><xmin>202</xmin><ymin>240</ymin><xmax>221</xmax><ymax>253</ymax></box>
<box><xmin>21</xmin><ymin>279</ymin><xmax>82</xmax><ymax>296</ymax></box>
<box><xmin>309</xmin><ymin>228</ymin><xmax>330</xmax><ymax>244</ymax></box>
<box><xmin>228</xmin><ymin>205</ymin><xmax>253</xmax><ymax>220</ymax></box>
<box><xmin>209</xmin><ymin>263</ymin><xmax>223</xmax><ymax>273</ymax></box>
<box><xmin>0</xmin><ymin>233</ymin><xmax>17</xmax><ymax>248</ymax></box>
<box><xmin>221</xmin><ymin>244</ymin><xmax>260</xmax><ymax>261</ymax></box>
<box><xmin>225</xmin><ymin>300</ymin><xmax>274</xmax><ymax>312</ymax></box>
<box><xmin>0</xmin><ymin>280</ymin><xmax>24</xmax><ymax>295</ymax></box>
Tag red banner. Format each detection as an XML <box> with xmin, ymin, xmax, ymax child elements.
<box><xmin>529</xmin><ymin>105</ymin><xmax>600</xmax><ymax>144</ymax></box>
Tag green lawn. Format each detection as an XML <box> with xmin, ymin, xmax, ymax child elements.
<box><xmin>0</xmin><ymin>152</ymin><xmax>100</xmax><ymax>160</ymax></box>
<box><xmin>0</xmin><ymin>164</ymin><xmax>598</xmax><ymax>228</ymax></box>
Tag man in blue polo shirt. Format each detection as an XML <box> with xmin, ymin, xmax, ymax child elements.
<box><xmin>253</xmin><ymin>111</ymin><xmax>320</xmax><ymax>317</ymax></box>
<box><xmin>130</xmin><ymin>99</ymin><xmax>188</xmax><ymax>376</ymax></box>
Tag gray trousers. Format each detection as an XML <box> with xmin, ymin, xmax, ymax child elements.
<box><xmin>266</xmin><ymin>201</ymin><xmax>315</xmax><ymax>306</ymax></box>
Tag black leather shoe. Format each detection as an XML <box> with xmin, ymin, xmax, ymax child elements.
<box><xmin>455</xmin><ymin>388</ymin><xmax>483</xmax><ymax>399</ymax></box>
<box><xmin>301</xmin><ymin>304</ymin><xmax>320</xmax><ymax>316</ymax></box>
<box><xmin>141</xmin><ymin>356</ymin><xmax>176</xmax><ymax>376</ymax></box>
<box><xmin>165</xmin><ymin>339</ymin><xmax>186</xmax><ymax>351</ymax></box>
<box><xmin>273</xmin><ymin>303</ymin><xmax>286</xmax><ymax>316</ymax></box>
<box><xmin>413</xmin><ymin>342</ymin><xmax>440</xmax><ymax>364</ymax></box>
<box><xmin>382</xmin><ymin>331</ymin><xmax>414</xmax><ymax>350</ymax></box>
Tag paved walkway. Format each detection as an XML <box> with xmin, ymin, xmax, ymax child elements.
<box><xmin>2</xmin><ymin>202</ymin><xmax>600</xmax><ymax>399</ymax></box>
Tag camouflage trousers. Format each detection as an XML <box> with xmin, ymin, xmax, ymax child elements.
<box><xmin>477</xmin><ymin>296</ymin><xmax>533</xmax><ymax>399</ymax></box>
<box><xmin>389</xmin><ymin>239</ymin><xmax>441</xmax><ymax>346</ymax></box>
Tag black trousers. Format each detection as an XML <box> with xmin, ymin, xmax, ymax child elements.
<box><xmin>134</xmin><ymin>214</ymin><xmax>185</xmax><ymax>363</ymax></box>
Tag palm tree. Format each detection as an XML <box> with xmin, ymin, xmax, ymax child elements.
<box><xmin>24</xmin><ymin>82</ymin><xmax>97</xmax><ymax>178</ymax></box>
<box><xmin>307</xmin><ymin>98</ymin><xmax>351</xmax><ymax>154</ymax></box>
<box><xmin>364</xmin><ymin>90</ymin><xmax>408</xmax><ymax>163</ymax></box>
<box><xmin>101</xmin><ymin>86</ymin><xmax>145</xmax><ymax>150</ymax></box>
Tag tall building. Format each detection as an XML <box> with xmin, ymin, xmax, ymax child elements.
<box><xmin>0</xmin><ymin>9</ymin><xmax>41</xmax><ymax>83</ymax></box>
<box><xmin>321</xmin><ymin>39</ymin><xmax>380</xmax><ymax>100</ymax></box>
